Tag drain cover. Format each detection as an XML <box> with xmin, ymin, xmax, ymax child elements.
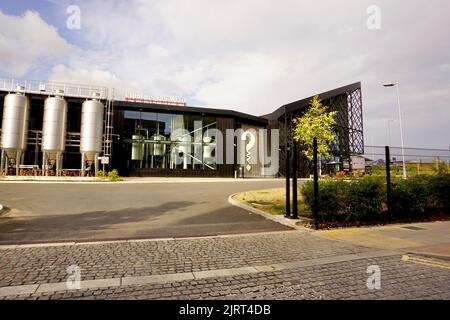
<box><xmin>401</xmin><ymin>226</ymin><xmax>427</xmax><ymax>231</ymax></box>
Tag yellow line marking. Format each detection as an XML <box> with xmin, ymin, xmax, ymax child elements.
<box><xmin>408</xmin><ymin>256</ymin><xmax>450</xmax><ymax>267</ymax></box>
<box><xmin>318</xmin><ymin>229</ymin><xmax>421</xmax><ymax>249</ymax></box>
<box><xmin>401</xmin><ymin>255</ymin><xmax>450</xmax><ymax>270</ymax></box>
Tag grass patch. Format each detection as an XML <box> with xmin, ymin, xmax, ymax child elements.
<box><xmin>234</xmin><ymin>188</ymin><xmax>311</xmax><ymax>217</ymax></box>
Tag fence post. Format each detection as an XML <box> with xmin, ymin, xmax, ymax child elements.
<box><xmin>313</xmin><ymin>138</ymin><xmax>319</xmax><ymax>230</ymax></box>
<box><xmin>385</xmin><ymin>146</ymin><xmax>392</xmax><ymax>219</ymax></box>
<box><xmin>285</xmin><ymin>144</ymin><xmax>291</xmax><ymax>218</ymax></box>
<box><xmin>292</xmin><ymin>140</ymin><xmax>298</xmax><ymax>219</ymax></box>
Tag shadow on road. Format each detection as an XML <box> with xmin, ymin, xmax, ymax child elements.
<box><xmin>0</xmin><ymin>201</ymin><xmax>195</xmax><ymax>234</ymax></box>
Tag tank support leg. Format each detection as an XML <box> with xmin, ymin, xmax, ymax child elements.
<box><xmin>0</xmin><ymin>150</ymin><xmax>4</xmax><ymax>176</ymax></box>
<box><xmin>42</xmin><ymin>152</ymin><xmax>47</xmax><ymax>176</ymax></box>
<box><xmin>81</xmin><ymin>153</ymin><xmax>85</xmax><ymax>177</ymax></box>
<box><xmin>56</xmin><ymin>152</ymin><xmax>61</xmax><ymax>177</ymax></box>
<box><xmin>16</xmin><ymin>152</ymin><xmax>21</xmax><ymax>176</ymax></box>
<box><xmin>60</xmin><ymin>153</ymin><xmax>64</xmax><ymax>176</ymax></box>
<box><xmin>0</xmin><ymin>149</ymin><xmax>6</xmax><ymax>176</ymax></box>
<box><xmin>94</xmin><ymin>153</ymin><xmax>99</xmax><ymax>177</ymax></box>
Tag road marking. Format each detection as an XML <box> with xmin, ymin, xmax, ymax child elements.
<box><xmin>401</xmin><ymin>255</ymin><xmax>450</xmax><ymax>270</ymax></box>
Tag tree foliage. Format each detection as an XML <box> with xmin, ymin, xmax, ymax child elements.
<box><xmin>292</xmin><ymin>95</ymin><xmax>337</xmax><ymax>160</ymax></box>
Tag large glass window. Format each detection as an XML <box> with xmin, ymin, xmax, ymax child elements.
<box><xmin>157</xmin><ymin>113</ymin><xmax>172</xmax><ymax>137</ymax></box>
<box><xmin>124</xmin><ymin>110</ymin><xmax>140</xmax><ymax>119</ymax></box>
<box><xmin>122</xmin><ymin>111</ymin><xmax>216</xmax><ymax>170</ymax></box>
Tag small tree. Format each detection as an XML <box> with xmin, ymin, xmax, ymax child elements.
<box><xmin>292</xmin><ymin>95</ymin><xmax>337</xmax><ymax>160</ymax></box>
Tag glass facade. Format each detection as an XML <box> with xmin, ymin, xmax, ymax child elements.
<box><xmin>123</xmin><ymin>111</ymin><xmax>217</xmax><ymax>170</ymax></box>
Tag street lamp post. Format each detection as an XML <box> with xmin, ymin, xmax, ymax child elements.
<box><xmin>387</xmin><ymin>119</ymin><xmax>394</xmax><ymax>147</ymax></box>
<box><xmin>383</xmin><ymin>82</ymin><xmax>407</xmax><ymax>179</ymax></box>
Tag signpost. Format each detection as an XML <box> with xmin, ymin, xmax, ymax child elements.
<box><xmin>98</xmin><ymin>156</ymin><xmax>109</xmax><ymax>172</ymax></box>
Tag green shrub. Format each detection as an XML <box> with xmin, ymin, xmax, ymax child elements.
<box><xmin>427</xmin><ymin>174</ymin><xmax>450</xmax><ymax>213</ymax></box>
<box><xmin>346</xmin><ymin>177</ymin><xmax>385</xmax><ymax>221</ymax></box>
<box><xmin>391</xmin><ymin>176</ymin><xmax>429</xmax><ymax>218</ymax></box>
<box><xmin>97</xmin><ymin>170</ymin><xmax>107</xmax><ymax>178</ymax></box>
<box><xmin>301</xmin><ymin>174</ymin><xmax>450</xmax><ymax>223</ymax></box>
<box><xmin>107</xmin><ymin>169</ymin><xmax>123</xmax><ymax>182</ymax></box>
<box><xmin>302</xmin><ymin>179</ymin><xmax>349</xmax><ymax>219</ymax></box>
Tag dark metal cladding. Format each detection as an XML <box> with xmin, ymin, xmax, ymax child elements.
<box><xmin>265</xmin><ymin>82</ymin><xmax>364</xmax><ymax>177</ymax></box>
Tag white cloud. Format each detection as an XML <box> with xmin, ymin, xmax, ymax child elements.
<box><xmin>48</xmin><ymin>64</ymin><xmax>142</xmax><ymax>93</ymax></box>
<box><xmin>0</xmin><ymin>10</ymin><xmax>72</xmax><ymax>77</ymax></box>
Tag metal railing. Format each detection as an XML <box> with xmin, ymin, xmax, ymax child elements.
<box><xmin>0</xmin><ymin>78</ymin><xmax>108</xmax><ymax>100</ymax></box>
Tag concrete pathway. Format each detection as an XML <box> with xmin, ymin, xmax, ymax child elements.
<box><xmin>317</xmin><ymin>221</ymin><xmax>450</xmax><ymax>259</ymax></box>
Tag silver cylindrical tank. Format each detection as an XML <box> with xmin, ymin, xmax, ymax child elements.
<box><xmin>131</xmin><ymin>134</ymin><xmax>144</xmax><ymax>160</ymax></box>
<box><xmin>150</xmin><ymin>134</ymin><xmax>166</xmax><ymax>156</ymax></box>
<box><xmin>42</xmin><ymin>96</ymin><xmax>68</xmax><ymax>156</ymax></box>
<box><xmin>1</xmin><ymin>93</ymin><xmax>30</xmax><ymax>158</ymax></box>
<box><xmin>80</xmin><ymin>99</ymin><xmax>104</xmax><ymax>160</ymax></box>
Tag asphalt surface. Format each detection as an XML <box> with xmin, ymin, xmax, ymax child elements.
<box><xmin>0</xmin><ymin>179</ymin><xmax>289</xmax><ymax>244</ymax></box>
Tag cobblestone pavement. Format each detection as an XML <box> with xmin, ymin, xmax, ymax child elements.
<box><xmin>0</xmin><ymin>231</ymin><xmax>369</xmax><ymax>287</ymax></box>
<box><xmin>1</xmin><ymin>231</ymin><xmax>449</xmax><ymax>300</ymax></box>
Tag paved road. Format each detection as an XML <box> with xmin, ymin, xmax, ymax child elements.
<box><xmin>1</xmin><ymin>231</ymin><xmax>449</xmax><ymax>300</ymax></box>
<box><xmin>0</xmin><ymin>179</ymin><xmax>289</xmax><ymax>244</ymax></box>
<box><xmin>1</xmin><ymin>179</ymin><xmax>448</xmax><ymax>300</ymax></box>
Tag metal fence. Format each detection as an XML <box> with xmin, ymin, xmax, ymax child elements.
<box><xmin>285</xmin><ymin>143</ymin><xmax>450</xmax><ymax>229</ymax></box>
<box><xmin>362</xmin><ymin>145</ymin><xmax>450</xmax><ymax>177</ymax></box>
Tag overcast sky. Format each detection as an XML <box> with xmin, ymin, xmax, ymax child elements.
<box><xmin>0</xmin><ymin>0</ymin><xmax>449</xmax><ymax>149</ymax></box>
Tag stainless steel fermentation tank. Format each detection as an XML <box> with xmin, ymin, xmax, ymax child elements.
<box><xmin>80</xmin><ymin>98</ymin><xmax>104</xmax><ymax>176</ymax></box>
<box><xmin>0</xmin><ymin>90</ymin><xmax>30</xmax><ymax>176</ymax></box>
<box><xmin>131</xmin><ymin>134</ymin><xmax>145</xmax><ymax>161</ymax></box>
<box><xmin>131</xmin><ymin>131</ymin><xmax>168</xmax><ymax>168</ymax></box>
<box><xmin>41</xmin><ymin>95</ymin><xmax>68</xmax><ymax>176</ymax></box>
<box><xmin>149</xmin><ymin>134</ymin><xmax>166</xmax><ymax>168</ymax></box>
